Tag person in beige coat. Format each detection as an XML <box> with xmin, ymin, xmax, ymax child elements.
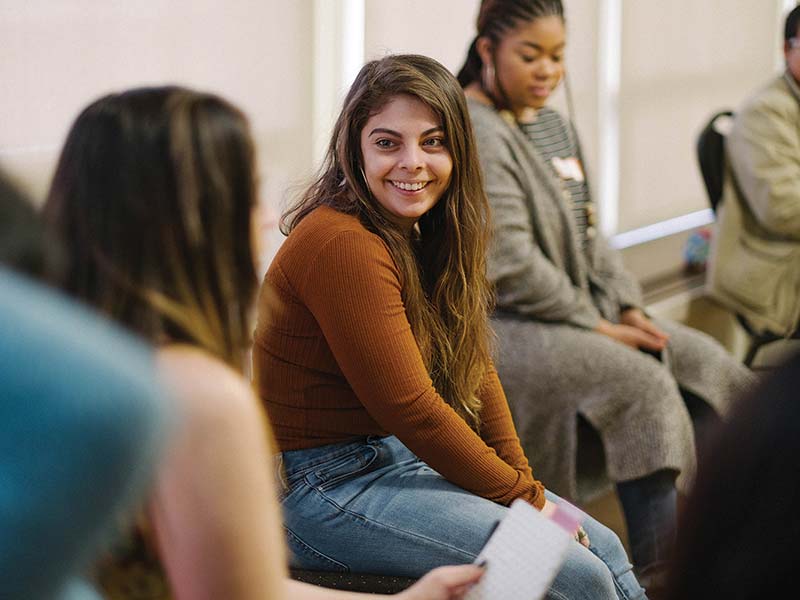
<box><xmin>707</xmin><ymin>5</ymin><xmax>800</xmax><ymax>337</ymax></box>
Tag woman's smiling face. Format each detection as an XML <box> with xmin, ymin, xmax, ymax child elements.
<box><xmin>360</xmin><ymin>94</ymin><xmax>453</xmax><ymax>231</ymax></box>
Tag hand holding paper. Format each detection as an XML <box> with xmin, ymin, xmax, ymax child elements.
<box><xmin>464</xmin><ymin>499</ymin><xmax>582</xmax><ymax>600</ymax></box>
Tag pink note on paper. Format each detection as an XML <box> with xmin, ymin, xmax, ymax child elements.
<box><xmin>464</xmin><ymin>499</ymin><xmax>585</xmax><ymax>600</ymax></box>
<box><xmin>550</xmin><ymin>500</ymin><xmax>582</xmax><ymax>535</ymax></box>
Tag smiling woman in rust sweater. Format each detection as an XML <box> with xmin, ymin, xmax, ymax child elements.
<box><xmin>254</xmin><ymin>54</ymin><xmax>646</xmax><ymax>600</ymax></box>
<box><xmin>45</xmin><ymin>85</ymin><xmax>481</xmax><ymax>600</ymax></box>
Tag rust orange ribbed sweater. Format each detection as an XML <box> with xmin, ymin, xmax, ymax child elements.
<box><xmin>253</xmin><ymin>206</ymin><xmax>544</xmax><ymax>508</ymax></box>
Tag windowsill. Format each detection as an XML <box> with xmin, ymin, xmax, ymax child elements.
<box><xmin>610</xmin><ymin>209</ymin><xmax>714</xmax><ymax>251</ymax></box>
<box><xmin>640</xmin><ymin>268</ymin><xmax>706</xmax><ymax>306</ymax></box>
<box><xmin>617</xmin><ymin>224</ymin><xmax>710</xmax><ymax>305</ymax></box>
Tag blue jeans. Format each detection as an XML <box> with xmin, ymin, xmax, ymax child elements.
<box><xmin>278</xmin><ymin>435</ymin><xmax>647</xmax><ymax>600</ymax></box>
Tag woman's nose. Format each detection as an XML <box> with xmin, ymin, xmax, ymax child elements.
<box><xmin>398</xmin><ymin>146</ymin><xmax>424</xmax><ymax>171</ymax></box>
<box><xmin>536</xmin><ymin>58</ymin><xmax>559</xmax><ymax>78</ymax></box>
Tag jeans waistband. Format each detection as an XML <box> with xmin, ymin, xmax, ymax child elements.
<box><xmin>277</xmin><ymin>435</ymin><xmax>390</xmax><ymax>481</ymax></box>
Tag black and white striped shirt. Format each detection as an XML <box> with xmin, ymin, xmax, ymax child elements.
<box><xmin>518</xmin><ymin>108</ymin><xmax>595</xmax><ymax>250</ymax></box>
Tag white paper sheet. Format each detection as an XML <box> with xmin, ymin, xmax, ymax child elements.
<box><xmin>464</xmin><ymin>499</ymin><xmax>581</xmax><ymax>600</ymax></box>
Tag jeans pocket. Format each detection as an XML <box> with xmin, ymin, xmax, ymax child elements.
<box><xmin>285</xmin><ymin>527</ymin><xmax>349</xmax><ymax>572</ymax></box>
<box><xmin>305</xmin><ymin>444</ymin><xmax>379</xmax><ymax>492</ymax></box>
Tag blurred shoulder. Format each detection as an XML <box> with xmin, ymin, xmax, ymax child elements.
<box><xmin>157</xmin><ymin>345</ymin><xmax>260</xmax><ymax>428</ymax></box>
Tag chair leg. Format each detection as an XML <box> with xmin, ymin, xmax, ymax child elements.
<box><xmin>743</xmin><ymin>339</ymin><xmax>762</xmax><ymax>368</ymax></box>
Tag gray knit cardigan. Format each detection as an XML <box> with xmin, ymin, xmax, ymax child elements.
<box><xmin>468</xmin><ymin>97</ymin><xmax>754</xmax><ymax>500</ymax></box>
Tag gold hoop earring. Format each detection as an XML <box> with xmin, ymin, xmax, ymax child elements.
<box><xmin>482</xmin><ymin>62</ymin><xmax>496</xmax><ymax>95</ymax></box>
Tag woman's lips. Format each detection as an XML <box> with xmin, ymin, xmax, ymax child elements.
<box><xmin>530</xmin><ymin>86</ymin><xmax>551</xmax><ymax>98</ymax></box>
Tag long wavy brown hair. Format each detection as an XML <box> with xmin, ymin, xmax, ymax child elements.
<box><xmin>45</xmin><ymin>86</ymin><xmax>258</xmax><ymax>371</ymax></box>
<box><xmin>283</xmin><ymin>54</ymin><xmax>493</xmax><ymax>429</ymax></box>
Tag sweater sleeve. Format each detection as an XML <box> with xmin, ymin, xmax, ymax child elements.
<box><xmin>474</xmin><ymin>118</ymin><xmax>602</xmax><ymax>330</ymax></box>
<box><xmin>476</xmin><ymin>364</ymin><xmax>545</xmax><ymax>508</ymax></box>
<box><xmin>591</xmin><ymin>234</ymin><xmax>645</xmax><ymax>310</ymax></box>
<box><xmin>298</xmin><ymin>230</ymin><xmax>542</xmax><ymax>507</ymax></box>
<box><xmin>564</xmin><ymin>122</ymin><xmax>644</xmax><ymax>311</ymax></box>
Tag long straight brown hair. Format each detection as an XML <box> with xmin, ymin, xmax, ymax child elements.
<box><xmin>283</xmin><ymin>54</ymin><xmax>493</xmax><ymax>429</ymax></box>
<box><xmin>45</xmin><ymin>86</ymin><xmax>258</xmax><ymax>371</ymax></box>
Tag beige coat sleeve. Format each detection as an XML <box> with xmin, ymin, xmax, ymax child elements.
<box><xmin>728</xmin><ymin>81</ymin><xmax>800</xmax><ymax>239</ymax></box>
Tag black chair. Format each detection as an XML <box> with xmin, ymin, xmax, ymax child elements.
<box><xmin>735</xmin><ymin>315</ymin><xmax>791</xmax><ymax>367</ymax></box>
<box><xmin>290</xmin><ymin>568</ymin><xmax>416</xmax><ymax>594</ymax></box>
<box><xmin>696</xmin><ymin>110</ymin><xmax>734</xmax><ymax>214</ymax></box>
<box><xmin>696</xmin><ymin>110</ymin><xmax>798</xmax><ymax>367</ymax></box>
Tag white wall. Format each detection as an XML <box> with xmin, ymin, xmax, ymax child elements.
<box><xmin>364</xmin><ymin>0</ymin><xmax>479</xmax><ymax>73</ymax></box>
<box><xmin>617</xmin><ymin>0</ymin><xmax>781</xmax><ymax>233</ymax></box>
<box><xmin>1</xmin><ymin>0</ymin><xmax>792</xmax><ymax>267</ymax></box>
<box><xmin>364</xmin><ymin>0</ymin><xmax>785</xmax><ymax>239</ymax></box>
<box><xmin>0</xmin><ymin>0</ymin><xmax>314</xmax><ymax>266</ymax></box>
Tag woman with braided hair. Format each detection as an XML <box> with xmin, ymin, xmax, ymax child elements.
<box><xmin>459</xmin><ymin>0</ymin><xmax>754</xmax><ymax>591</ymax></box>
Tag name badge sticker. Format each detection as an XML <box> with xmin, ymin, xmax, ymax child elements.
<box><xmin>551</xmin><ymin>156</ymin><xmax>585</xmax><ymax>182</ymax></box>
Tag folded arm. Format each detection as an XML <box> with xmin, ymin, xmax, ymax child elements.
<box><xmin>300</xmin><ymin>232</ymin><xmax>543</xmax><ymax>507</ymax></box>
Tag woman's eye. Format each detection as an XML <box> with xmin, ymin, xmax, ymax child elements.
<box><xmin>423</xmin><ymin>137</ymin><xmax>445</xmax><ymax>148</ymax></box>
<box><xmin>553</xmin><ymin>54</ymin><xmax>564</xmax><ymax>63</ymax></box>
<box><xmin>521</xmin><ymin>55</ymin><xmax>538</xmax><ymax>63</ymax></box>
<box><xmin>376</xmin><ymin>139</ymin><xmax>395</xmax><ymax>148</ymax></box>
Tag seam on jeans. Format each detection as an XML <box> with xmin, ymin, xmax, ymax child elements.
<box><xmin>588</xmin><ymin>545</ymin><xmax>635</xmax><ymax>600</ymax></box>
<box><xmin>285</xmin><ymin>526</ymin><xmax>349</xmax><ymax>572</ymax></box>
<box><xmin>283</xmin><ymin>440</ymin><xmax>372</xmax><ymax>481</ymax></box>
<box><xmin>610</xmin><ymin>576</ymin><xmax>631</xmax><ymax>600</ymax></box>
<box><xmin>309</xmin><ymin>486</ymin><xmax>477</xmax><ymax>562</ymax></box>
<box><xmin>612</xmin><ymin>576</ymin><xmax>634</xmax><ymax>600</ymax></box>
<box><xmin>316</xmin><ymin>446</ymin><xmax>379</xmax><ymax>490</ymax></box>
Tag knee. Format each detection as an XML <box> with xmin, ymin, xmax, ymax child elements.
<box><xmin>605</xmin><ymin>362</ymin><xmax>688</xmax><ymax>431</ymax></box>
<box><xmin>584</xmin><ymin>517</ymin><xmax>632</xmax><ymax>571</ymax></box>
<box><xmin>619</xmin><ymin>362</ymin><xmax>688</xmax><ymax>420</ymax></box>
<box><xmin>639</xmin><ymin>361</ymin><xmax>681</xmax><ymax>399</ymax></box>
<box><xmin>551</xmin><ymin>544</ymin><xmax>617</xmax><ymax>600</ymax></box>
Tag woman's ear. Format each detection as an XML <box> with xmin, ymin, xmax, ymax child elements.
<box><xmin>475</xmin><ymin>36</ymin><xmax>493</xmax><ymax>69</ymax></box>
